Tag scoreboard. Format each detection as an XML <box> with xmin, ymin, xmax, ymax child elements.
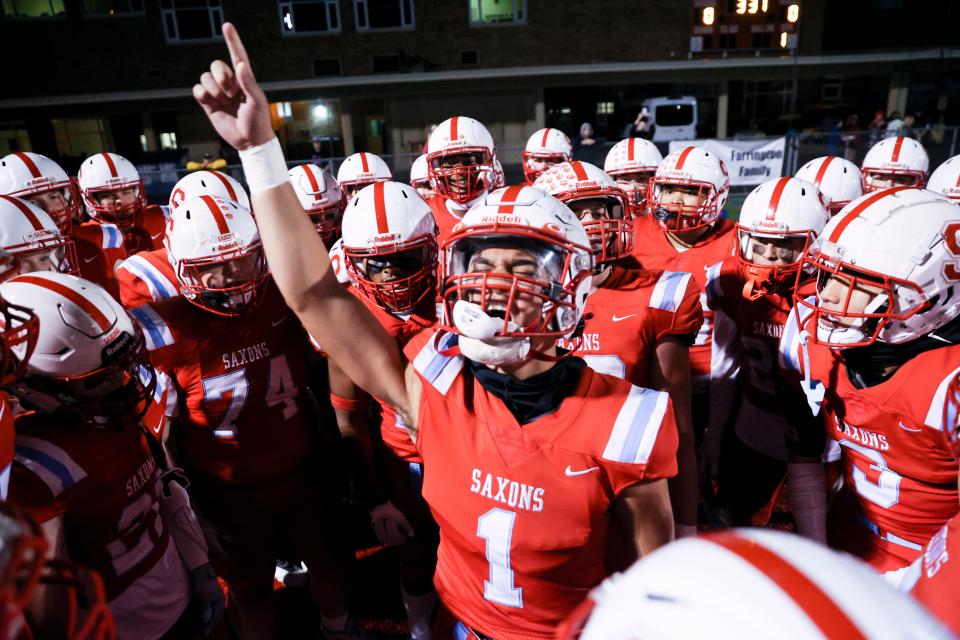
<box><xmin>691</xmin><ymin>0</ymin><xmax>800</xmax><ymax>52</ymax></box>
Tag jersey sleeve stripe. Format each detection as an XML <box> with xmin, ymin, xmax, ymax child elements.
<box><xmin>778</xmin><ymin>300</ymin><xmax>813</xmax><ymax>373</ymax></box>
<box><xmin>101</xmin><ymin>224</ymin><xmax>124</xmax><ymax>249</ymax></box>
<box><xmin>413</xmin><ymin>332</ymin><xmax>463</xmax><ymax>394</ymax></box>
<box><xmin>129</xmin><ymin>305</ymin><xmax>175</xmax><ymax>351</ymax></box>
<box><xmin>14</xmin><ymin>435</ymin><xmax>88</xmax><ymax>497</ymax></box>
<box><xmin>705</xmin><ymin>261</ymin><xmax>724</xmax><ymax>303</ymax></box>
<box><xmin>924</xmin><ymin>365</ymin><xmax>960</xmax><ymax>430</ymax></box>
<box><xmin>603</xmin><ymin>386</ymin><xmax>669</xmax><ymax>464</ymax></box>
<box><xmin>119</xmin><ymin>255</ymin><xmax>178</xmax><ymax>301</ymax></box>
<box><xmin>649</xmin><ymin>271</ymin><xmax>691</xmax><ymax>312</ymax></box>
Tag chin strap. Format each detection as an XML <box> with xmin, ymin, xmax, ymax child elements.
<box><xmin>741</xmin><ymin>266</ymin><xmax>774</xmax><ymax>301</ymax></box>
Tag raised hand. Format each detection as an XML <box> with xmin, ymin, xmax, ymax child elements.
<box><xmin>192</xmin><ymin>22</ymin><xmax>274</xmax><ymax>151</ymax></box>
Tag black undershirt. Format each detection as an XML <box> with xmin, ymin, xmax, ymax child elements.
<box><xmin>469</xmin><ymin>354</ymin><xmax>587</xmax><ymax>425</ymax></box>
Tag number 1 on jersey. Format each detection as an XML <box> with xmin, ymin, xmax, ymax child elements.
<box><xmin>477</xmin><ymin>508</ymin><xmax>523</xmax><ymax>608</ymax></box>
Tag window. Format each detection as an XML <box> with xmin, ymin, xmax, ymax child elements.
<box><xmin>597</xmin><ymin>101</ymin><xmax>615</xmax><ymax>116</ymax></box>
<box><xmin>161</xmin><ymin>0</ymin><xmax>223</xmax><ymax>43</ymax></box>
<box><xmin>81</xmin><ymin>0</ymin><xmax>144</xmax><ymax>16</ymax></box>
<box><xmin>1</xmin><ymin>0</ymin><xmax>65</xmax><ymax>18</ymax></box>
<box><xmin>469</xmin><ymin>0</ymin><xmax>524</xmax><ymax>26</ymax></box>
<box><xmin>354</xmin><ymin>0</ymin><xmax>414</xmax><ymax>31</ymax></box>
<box><xmin>279</xmin><ymin>0</ymin><xmax>339</xmax><ymax>35</ymax></box>
<box><xmin>655</xmin><ymin>104</ymin><xmax>695</xmax><ymax>127</ymax></box>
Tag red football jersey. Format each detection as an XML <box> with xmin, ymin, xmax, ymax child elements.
<box><xmin>121</xmin><ymin>204</ymin><xmax>168</xmax><ymax>254</ymax></box>
<box><xmin>10</xmin><ymin>412</ymin><xmax>176</xmax><ymax>600</ymax></box>
<box><xmin>0</xmin><ymin>393</ymin><xmax>12</xmax><ymax>501</ymax></box>
<box><xmin>351</xmin><ymin>288</ymin><xmax>435</xmax><ymax>463</ymax></box>
<box><xmin>706</xmin><ymin>256</ymin><xmax>797</xmax><ymax>459</ymax></box>
<box><xmin>562</xmin><ymin>266</ymin><xmax>702</xmax><ymax>388</ymax></box>
<box><xmin>780</xmin><ymin>306</ymin><xmax>960</xmax><ymax>570</ymax></box>
<box><xmin>116</xmin><ymin>247</ymin><xmax>180</xmax><ymax>309</ymax></box>
<box><xmin>404</xmin><ymin>328</ymin><xmax>678</xmax><ymax>639</ymax></box>
<box><xmin>72</xmin><ymin>221</ymin><xmax>128</xmax><ymax>300</ymax></box>
<box><xmin>428</xmin><ymin>194</ymin><xmax>469</xmax><ymax>246</ymax></box>
<box><xmin>903</xmin><ymin>514</ymin><xmax>960</xmax><ymax>635</ymax></box>
<box><xmin>131</xmin><ymin>282</ymin><xmax>320</xmax><ymax>484</ymax></box>
<box><xmin>631</xmin><ymin>217</ymin><xmax>737</xmax><ymax>390</ymax></box>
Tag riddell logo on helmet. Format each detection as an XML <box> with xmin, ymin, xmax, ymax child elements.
<box><xmin>575</xmin><ymin>180</ymin><xmax>599</xmax><ymax>190</ymax></box>
<box><xmin>479</xmin><ymin>214</ymin><xmax>519</xmax><ymax>224</ymax></box>
<box><xmin>102</xmin><ymin>330</ymin><xmax>131</xmax><ymax>362</ymax></box>
<box><xmin>372</xmin><ymin>232</ymin><xmax>402</xmax><ymax>245</ymax></box>
<box><xmin>28</xmin><ymin>177</ymin><xmax>51</xmax><ymax>186</ymax></box>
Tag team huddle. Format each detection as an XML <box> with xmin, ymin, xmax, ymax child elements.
<box><xmin>0</xmin><ymin>22</ymin><xmax>959</xmax><ymax>640</ymax></box>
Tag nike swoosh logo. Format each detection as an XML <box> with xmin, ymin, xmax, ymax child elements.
<box><xmin>271</xmin><ymin>316</ymin><xmax>288</xmax><ymax>328</ymax></box>
<box><xmin>899</xmin><ymin>422</ymin><xmax>923</xmax><ymax>433</ymax></box>
<box><xmin>83</xmin><ymin>256</ymin><xmax>98</xmax><ymax>264</ymax></box>
<box><xmin>612</xmin><ymin>314</ymin><xmax>636</xmax><ymax>322</ymax></box>
<box><xmin>565</xmin><ymin>465</ymin><xmax>599</xmax><ymax>477</ymax></box>
<box><xmin>151</xmin><ymin>232</ymin><xmax>163</xmax><ymax>240</ymax></box>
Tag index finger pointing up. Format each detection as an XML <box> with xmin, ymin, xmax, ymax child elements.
<box><xmin>222</xmin><ymin>22</ymin><xmax>250</xmax><ymax>69</ymax></box>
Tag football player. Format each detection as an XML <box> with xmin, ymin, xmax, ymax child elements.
<box><xmin>895</xmin><ymin>372</ymin><xmax>960</xmax><ymax>634</ymax></box>
<box><xmin>409</xmin><ymin>154</ymin><xmax>436</xmax><ymax>201</ymax></box>
<box><xmin>535</xmin><ymin>161</ymin><xmax>702</xmax><ymax>539</ymax></box>
<box><xmin>794</xmin><ymin>155</ymin><xmax>863</xmax><ymax>216</ymax></box>
<box><xmin>3</xmin><ymin>272</ymin><xmax>223</xmax><ymax>638</ymax></box>
<box><xmin>603</xmin><ymin>137</ymin><xmax>663</xmax><ymax>217</ymax></box>
<box><xmin>198</xmin><ymin>30</ymin><xmax>679</xmax><ymax>638</ymax></box>
<box><xmin>115</xmin><ymin>169</ymin><xmax>249</xmax><ymax>309</ymax></box>
<box><xmin>130</xmin><ymin>194</ymin><xmax>358</xmax><ymax>638</ymax></box>
<box><xmin>633</xmin><ymin>146</ymin><xmax>736</xmax><ymax>446</ymax></box>
<box><xmin>425</xmin><ymin>116</ymin><xmax>498</xmax><ymax>243</ymax></box>
<box><xmin>0</xmin><ymin>501</ymin><xmax>116</xmax><ymax>639</ymax></box>
<box><xmin>334</xmin><ymin>180</ymin><xmax>440</xmax><ymax>640</ymax></box>
<box><xmin>861</xmin><ymin>136</ymin><xmax>929</xmax><ymax>193</ymax></box>
<box><xmin>779</xmin><ymin>187</ymin><xmax>960</xmax><ymax>572</ymax></box>
<box><xmin>926</xmin><ymin>154</ymin><xmax>960</xmax><ymax>202</ymax></box>
<box><xmin>0</xmin><ymin>194</ymin><xmax>78</xmax><ymax>279</ymax></box>
<box><xmin>0</xmin><ymin>152</ymin><xmax>127</xmax><ymax>299</ymax></box>
<box><xmin>520</xmin><ymin>127</ymin><xmax>572</xmax><ymax>184</ymax></box>
<box><xmin>704</xmin><ymin>177</ymin><xmax>830</xmax><ymax>538</ymax></box>
<box><xmin>288</xmin><ymin>163</ymin><xmax>345</xmax><ymax>249</ymax></box>
<box><xmin>336</xmin><ymin>151</ymin><xmax>392</xmax><ymax>200</ymax></box>
<box><xmin>558</xmin><ymin>529</ymin><xmax>953</xmax><ymax>640</ymax></box>
<box><xmin>77</xmin><ymin>152</ymin><xmax>167</xmax><ymax>253</ymax></box>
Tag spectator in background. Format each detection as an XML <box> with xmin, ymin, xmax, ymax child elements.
<box><xmin>309</xmin><ymin>135</ymin><xmax>327</xmax><ymax>166</ymax></box>
<box><xmin>623</xmin><ymin>107</ymin><xmax>655</xmax><ymax>141</ymax></box>
<box><xmin>840</xmin><ymin>113</ymin><xmax>860</xmax><ymax>161</ymax></box>
<box><xmin>186</xmin><ymin>151</ymin><xmax>227</xmax><ymax>172</ymax></box>
<box><xmin>885</xmin><ymin>111</ymin><xmax>904</xmax><ymax>138</ymax></box>
<box><xmin>868</xmin><ymin>110</ymin><xmax>886</xmax><ymax>145</ymax></box>
<box><xmin>902</xmin><ymin>113</ymin><xmax>918</xmax><ymax>139</ymax></box>
<box><xmin>578</xmin><ymin>122</ymin><xmax>597</xmax><ymax>147</ymax></box>
<box><xmin>574</xmin><ymin>121</ymin><xmax>606</xmax><ymax>165</ymax></box>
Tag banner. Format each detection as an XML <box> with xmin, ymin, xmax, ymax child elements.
<box><xmin>668</xmin><ymin>137</ymin><xmax>786</xmax><ymax>186</ymax></box>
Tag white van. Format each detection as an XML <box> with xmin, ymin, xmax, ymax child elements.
<box><xmin>641</xmin><ymin>96</ymin><xmax>698</xmax><ymax>142</ymax></box>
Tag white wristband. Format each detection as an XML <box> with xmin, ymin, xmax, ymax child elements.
<box><xmin>239</xmin><ymin>137</ymin><xmax>289</xmax><ymax>194</ymax></box>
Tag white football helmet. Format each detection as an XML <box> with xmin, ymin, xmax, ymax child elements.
<box><xmin>0</xmin><ymin>195</ymin><xmax>78</xmax><ymax>278</ymax></box>
<box><xmin>861</xmin><ymin>136</ymin><xmax>929</xmax><ymax>193</ymax></box>
<box><xmin>168</xmin><ymin>169</ymin><xmax>250</xmax><ymax>211</ymax></box>
<box><xmin>427</xmin><ymin>116</ymin><xmax>496</xmax><ymax>205</ymax></box>
<box><xmin>736</xmin><ymin>177</ymin><xmax>829</xmax><ymax>299</ymax></box>
<box><xmin>337</xmin><ymin>152</ymin><xmax>392</xmax><ymax>200</ymax></box>
<box><xmin>340</xmin><ymin>181</ymin><xmax>438</xmax><ymax>313</ymax></box>
<box><xmin>534</xmin><ymin>161</ymin><xmax>633</xmax><ymax>266</ymax></box>
<box><xmin>798</xmin><ymin>187</ymin><xmax>960</xmax><ymax>347</ymax></box>
<box><xmin>409</xmin><ymin>154</ymin><xmax>435</xmax><ymax>200</ymax></box>
<box><xmin>649</xmin><ymin>146</ymin><xmax>729</xmax><ymax>232</ymax></box>
<box><xmin>795</xmin><ymin>155</ymin><xmax>863</xmax><ymax>216</ymax></box>
<box><xmin>0</xmin><ymin>152</ymin><xmax>81</xmax><ymax>234</ymax></box>
<box><xmin>927</xmin><ymin>154</ymin><xmax>960</xmax><ymax>202</ymax></box>
<box><xmin>0</xmin><ymin>272</ymin><xmax>157</xmax><ymax>423</ymax></box>
<box><xmin>521</xmin><ymin>127</ymin><xmax>572</xmax><ymax>183</ymax></box>
<box><xmin>604</xmin><ymin>138</ymin><xmax>663</xmax><ymax>215</ymax></box>
<box><xmin>560</xmin><ymin>529</ymin><xmax>952</xmax><ymax>640</ymax></box>
<box><xmin>288</xmin><ymin>163</ymin><xmax>344</xmax><ymax>246</ymax></box>
<box><xmin>440</xmin><ymin>186</ymin><xmax>593</xmax><ymax>365</ymax></box>
<box><xmin>164</xmin><ymin>195</ymin><xmax>268</xmax><ymax>316</ymax></box>
<box><xmin>77</xmin><ymin>152</ymin><xmax>146</xmax><ymax>228</ymax></box>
